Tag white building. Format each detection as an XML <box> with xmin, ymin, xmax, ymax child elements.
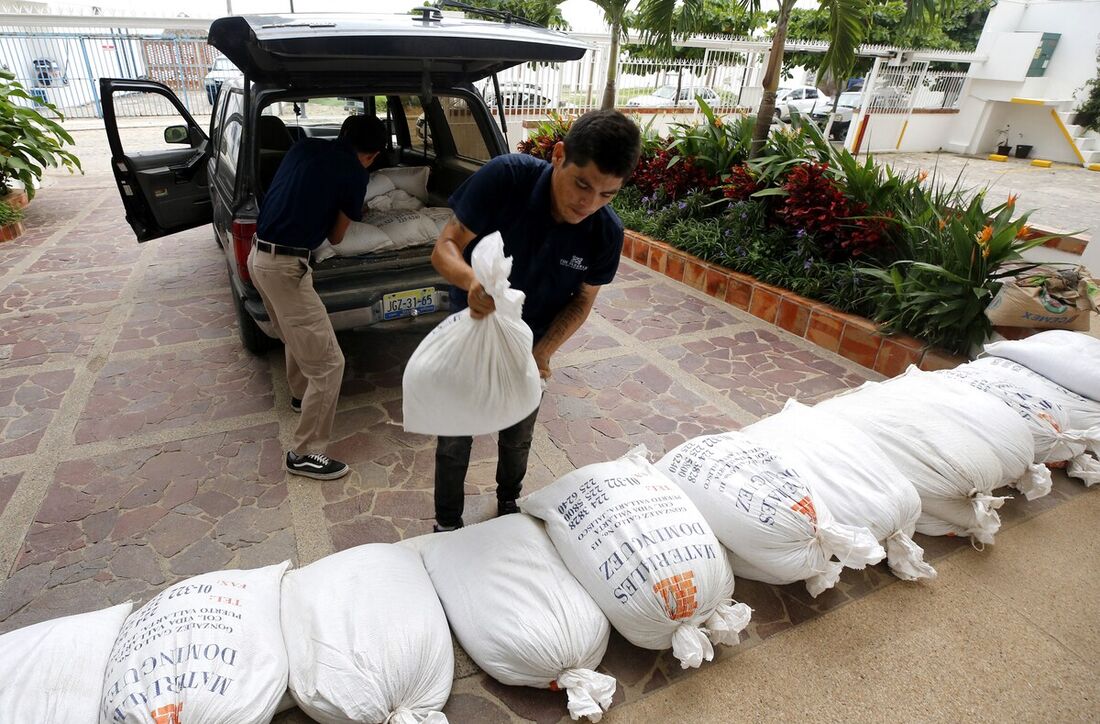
<box><xmin>945</xmin><ymin>0</ymin><xmax>1100</xmax><ymax>166</ymax></box>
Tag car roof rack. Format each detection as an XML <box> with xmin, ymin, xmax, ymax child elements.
<box><xmin>438</xmin><ymin>0</ymin><xmax>544</xmax><ymax>28</ymax></box>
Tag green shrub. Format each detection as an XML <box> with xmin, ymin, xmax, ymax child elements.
<box><xmin>0</xmin><ymin>200</ymin><xmax>22</xmax><ymax>226</ymax></box>
<box><xmin>0</xmin><ymin>70</ymin><xmax>81</xmax><ymax>199</ymax></box>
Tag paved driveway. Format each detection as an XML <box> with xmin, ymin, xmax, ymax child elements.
<box><xmin>0</xmin><ymin>139</ymin><xmax>1092</xmax><ymax>721</ymax></box>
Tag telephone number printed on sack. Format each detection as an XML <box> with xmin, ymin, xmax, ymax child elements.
<box><xmin>383</xmin><ymin>287</ymin><xmax>436</xmax><ymax>320</ymax></box>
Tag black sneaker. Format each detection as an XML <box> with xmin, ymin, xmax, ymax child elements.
<box><xmin>285</xmin><ymin>451</ymin><xmax>348</xmax><ymax>480</ymax></box>
<box><xmin>291</xmin><ymin>397</ymin><xmax>302</xmax><ymax>413</ymax></box>
<box><xmin>433</xmin><ymin>520</ymin><xmax>464</xmax><ymax>533</ymax></box>
<box><xmin>498</xmin><ymin>499</ymin><xmax>520</xmax><ymax>516</ymax></box>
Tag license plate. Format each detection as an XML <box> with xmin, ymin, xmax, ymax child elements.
<box><xmin>382</xmin><ymin>287</ymin><xmax>436</xmax><ymax>320</ymax></box>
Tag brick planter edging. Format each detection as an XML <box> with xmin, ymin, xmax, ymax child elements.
<box><xmin>623</xmin><ymin>229</ymin><xmax>968</xmax><ymax>377</ymax></box>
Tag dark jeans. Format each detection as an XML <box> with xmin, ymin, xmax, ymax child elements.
<box><xmin>434</xmin><ymin>402</ymin><xmax>541</xmax><ymax>527</ymax></box>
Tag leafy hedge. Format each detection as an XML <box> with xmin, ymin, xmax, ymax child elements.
<box><xmin>519</xmin><ymin>104</ymin><xmax>1052</xmax><ymax>355</ymax></box>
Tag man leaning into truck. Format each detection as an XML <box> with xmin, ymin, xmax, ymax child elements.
<box><xmin>249</xmin><ymin>114</ymin><xmax>388</xmax><ymax>481</ymax></box>
<box><xmin>429</xmin><ymin>109</ymin><xmax>642</xmax><ymax>531</ymax></box>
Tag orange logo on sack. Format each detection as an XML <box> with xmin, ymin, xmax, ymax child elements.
<box><xmin>150</xmin><ymin>704</ymin><xmax>183</xmax><ymax>724</ymax></box>
<box><xmin>791</xmin><ymin>496</ymin><xmax>818</xmax><ymax>525</ymax></box>
<box><xmin>653</xmin><ymin>571</ymin><xmax>699</xmax><ymax>620</ymax></box>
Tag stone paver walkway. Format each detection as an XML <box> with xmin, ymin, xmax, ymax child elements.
<box><xmin>0</xmin><ymin>165</ymin><xmax>1095</xmax><ymax>721</ymax></box>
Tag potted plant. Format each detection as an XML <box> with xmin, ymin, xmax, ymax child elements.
<box><xmin>1071</xmin><ymin>62</ymin><xmax>1100</xmax><ymax>132</ymax></box>
<box><xmin>0</xmin><ymin>69</ymin><xmax>81</xmax><ymax>206</ymax></box>
<box><xmin>995</xmin><ymin>125</ymin><xmax>1012</xmax><ymax>156</ymax></box>
<box><xmin>0</xmin><ymin>199</ymin><xmax>24</xmax><ymax>242</ymax></box>
<box><xmin>1014</xmin><ymin>133</ymin><xmax>1033</xmax><ymax>159</ymax></box>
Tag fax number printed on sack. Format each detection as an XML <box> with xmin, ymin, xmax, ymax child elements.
<box><xmin>383</xmin><ymin>286</ymin><xmax>436</xmax><ymax>320</ymax></box>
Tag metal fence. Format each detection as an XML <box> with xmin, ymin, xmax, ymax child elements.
<box><xmin>0</xmin><ymin>26</ymin><xmax>215</xmax><ymax>118</ymax></box>
<box><xmin>0</xmin><ymin>20</ymin><xmax>974</xmax><ymax>125</ymax></box>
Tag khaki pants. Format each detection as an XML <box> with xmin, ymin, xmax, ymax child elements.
<box><xmin>248</xmin><ymin>243</ymin><xmax>344</xmax><ymax>455</ymax></box>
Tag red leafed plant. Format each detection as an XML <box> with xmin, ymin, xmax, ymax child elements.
<box><xmin>630</xmin><ymin>149</ymin><xmax>719</xmax><ymax>200</ymax></box>
<box><xmin>781</xmin><ymin>163</ymin><xmax>886</xmax><ymax>259</ymax></box>
<box><xmin>722</xmin><ymin>163</ymin><xmax>759</xmax><ymax>202</ymax></box>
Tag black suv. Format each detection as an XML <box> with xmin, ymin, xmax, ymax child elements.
<box><xmin>101</xmin><ymin>11</ymin><xmax>585</xmax><ymax>352</ymax></box>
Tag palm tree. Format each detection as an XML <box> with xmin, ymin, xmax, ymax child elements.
<box><xmin>591</xmin><ymin>0</ymin><xmax>632</xmax><ymax>109</ymax></box>
<box><xmin>641</xmin><ymin>0</ymin><xmax>945</xmax><ymax>156</ymax></box>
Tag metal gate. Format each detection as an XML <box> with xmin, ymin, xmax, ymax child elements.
<box><xmin>0</xmin><ymin>26</ymin><xmax>215</xmax><ymax>118</ymax></box>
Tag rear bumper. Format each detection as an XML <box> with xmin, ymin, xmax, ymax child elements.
<box><xmin>244</xmin><ymin>260</ymin><xmax>454</xmax><ymax>334</ymax></box>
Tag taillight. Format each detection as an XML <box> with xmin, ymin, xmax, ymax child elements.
<box><xmin>232</xmin><ymin>219</ymin><xmax>256</xmax><ymax>285</ymax></box>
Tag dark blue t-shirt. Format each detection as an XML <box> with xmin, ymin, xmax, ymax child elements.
<box><xmin>257</xmin><ymin>138</ymin><xmax>368</xmax><ymax>250</ymax></box>
<box><xmin>449</xmin><ymin>153</ymin><xmax>623</xmax><ymax>341</ymax></box>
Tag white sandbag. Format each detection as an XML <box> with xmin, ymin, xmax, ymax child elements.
<box><xmin>966</xmin><ymin>357</ymin><xmax>1100</xmax><ymax>486</ymax></box>
<box><xmin>744</xmin><ymin>400</ymin><xmax>935</xmax><ymax>582</ymax></box>
<box><xmin>417</xmin><ymin>515</ymin><xmax>616</xmax><ymax>722</ymax></box>
<box><xmin>0</xmin><ymin>602</ymin><xmax>132</xmax><ymax>722</ymax></box>
<box><xmin>657</xmin><ymin>433</ymin><xmax>885</xmax><ymax>596</ymax></box>
<box><xmin>818</xmin><ymin>370</ymin><xmax>1042</xmax><ymax>543</ymax></box>
<box><xmin>367</xmin><ymin>189</ymin><xmax>424</xmax><ymax>213</ymax></box>
<box><xmin>938</xmin><ymin>365</ymin><xmax>1086</xmax><ymax>464</ymax></box>
<box><xmin>402</xmin><ymin>231</ymin><xmax>541</xmax><ymax>436</ymax></box>
<box><xmin>376</xmin><ymin>166</ymin><xmax>430</xmax><ymax>203</ymax></box>
<box><xmin>364</xmin><ymin>172</ymin><xmax>396</xmax><ymax>202</ymax></box>
<box><xmin>422</xmin><ymin>206</ymin><xmax>453</xmax><ymax>234</ymax></box>
<box><xmin>100</xmin><ymin>562</ymin><xmax>289</xmax><ymax>724</ymax></box>
<box><xmin>985</xmin><ymin>330</ymin><xmax>1100</xmax><ymax>401</ymax></box>
<box><xmin>281</xmin><ymin>544</ymin><xmax>451</xmax><ymax>724</ymax></box>
<box><xmin>367</xmin><ymin>209</ymin><xmax>440</xmax><ymax>249</ymax></box>
<box><xmin>520</xmin><ymin>446</ymin><xmax>751</xmax><ymax>669</ymax></box>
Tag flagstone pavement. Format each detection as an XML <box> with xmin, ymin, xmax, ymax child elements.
<box><xmin>0</xmin><ymin>176</ymin><xmax>1095</xmax><ymax>723</ymax></box>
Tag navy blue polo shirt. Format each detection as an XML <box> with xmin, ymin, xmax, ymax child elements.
<box><xmin>449</xmin><ymin>153</ymin><xmax>623</xmax><ymax>341</ymax></box>
<box><xmin>257</xmin><ymin>138</ymin><xmax>368</xmax><ymax>250</ymax></box>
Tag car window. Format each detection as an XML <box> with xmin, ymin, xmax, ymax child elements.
<box><xmin>805</xmin><ymin>89</ymin><xmax>818</xmax><ymax>99</ymax></box>
<box><xmin>443</xmin><ymin>96</ymin><xmax>491</xmax><ymax>162</ymax></box>
<box><xmin>789</xmin><ymin>90</ymin><xmax>803</xmax><ymax>100</ymax></box>
<box><xmin>653</xmin><ymin>87</ymin><xmax>676</xmax><ymax>100</ymax></box>
<box><xmin>114</xmin><ymin>90</ymin><xmax>196</xmax><ymax>154</ymax></box>
<box><xmin>216</xmin><ymin>89</ymin><xmax>244</xmax><ymax>187</ymax></box>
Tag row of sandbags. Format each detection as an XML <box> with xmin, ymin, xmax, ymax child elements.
<box><xmin>4</xmin><ymin>332</ymin><xmax>1098</xmax><ymax>723</ymax></box>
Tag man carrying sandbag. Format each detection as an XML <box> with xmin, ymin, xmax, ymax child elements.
<box><xmin>249</xmin><ymin>115</ymin><xmax>388</xmax><ymax>481</ymax></box>
<box><xmin>428</xmin><ymin>109</ymin><xmax>641</xmax><ymax>532</ymax></box>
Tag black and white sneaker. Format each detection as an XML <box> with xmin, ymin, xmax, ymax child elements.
<box><xmin>285</xmin><ymin>451</ymin><xmax>348</xmax><ymax>480</ymax></box>
<box><xmin>290</xmin><ymin>397</ymin><xmax>302</xmax><ymax>413</ymax></box>
<box><xmin>432</xmin><ymin>520</ymin><xmax>464</xmax><ymax>533</ymax></box>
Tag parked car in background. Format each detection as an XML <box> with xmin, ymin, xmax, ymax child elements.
<box><xmin>809</xmin><ymin>91</ymin><xmax>863</xmax><ymax>140</ymax></box>
<box><xmin>204</xmin><ymin>56</ymin><xmax>241</xmax><ymax>105</ymax></box>
<box><xmin>483</xmin><ymin>80</ymin><xmax>550</xmax><ymax>108</ymax></box>
<box><xmin>625</xmin><ymin>85</ymin><xmax>720</xmax><ymax>109</ymax></box>
<box><xmin>99</xmin><ymin>12</ymin><xmax>586</xmax><ymax>353</ymax></box>
<box><xmin>774</xmin><ymin>86</ymin><xmax>831</xmax><ymax>121</ymax></box>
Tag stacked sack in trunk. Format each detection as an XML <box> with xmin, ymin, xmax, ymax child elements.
<box><xmin>744</xmin><ymin>400</ymin><xmax>936</xmax><ymax>581</ymax></box>
<box><xmin>521</xmin><ymin>446</ymin><xmax>752</xmax><ymax>669</ymax></box>
<box><xmin>412</xmin><ymin>514</ymin><xmax>616</xmax><ymax>722</ymax></box>
<box><xmin>819</xmin><ymin>369</ymin><xmax>1046</xmax><ymax>543</ymax></box>
<box><xmin>281</xmin><ymin>544</ymin><xmax>452</xmax><ymax>724</ymax></box>
<box><xmin>656</xmin><ymin>434</ymin><xmax>885</xmax><ymax>597</ymax></box>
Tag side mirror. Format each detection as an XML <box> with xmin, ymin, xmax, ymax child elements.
<box><xmin>164</xmin><ymin>125</ymin><xmax>190</xmax><ymax>144</ymax></box>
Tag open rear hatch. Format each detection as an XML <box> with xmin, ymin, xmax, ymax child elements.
<box><xmin>208</xmin><ymin>13</ymin><xmax>588</xmax><ymax>88</ymax></box>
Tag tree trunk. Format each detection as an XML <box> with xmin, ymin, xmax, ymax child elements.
<box><xmin>600</xmin><ymin>17</ymin><xmax>622</xmax><ymax>111</ymax></box>
<box><xmin>750</xmin><ymin>1</ymin><xmax>793</xmax><ymax>157</ymax></box>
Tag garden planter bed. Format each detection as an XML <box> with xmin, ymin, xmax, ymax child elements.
<box><xmin>624</xmin><ymin>228</ymin><xmax>968</xmax><ymax>376</ymax></box>
<box><xmin>0</xmin><ymin>220</ymin><xmax>24</xmax><ymax>242</ymax></box>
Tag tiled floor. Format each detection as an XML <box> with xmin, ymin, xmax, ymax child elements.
<box><xmin>0</xmin><ymin>179</ymin><xmax>1094</xmax><ymax>723</ymax></box>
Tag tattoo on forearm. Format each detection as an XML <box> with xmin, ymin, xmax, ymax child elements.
<box><xmin>538</xmin><ymin>290</ymin><xmax>596</xmax><ymax>353</ymax></box>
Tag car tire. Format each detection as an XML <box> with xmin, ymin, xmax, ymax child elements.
<box><xmin>231</xmin><ymin>285</ymin><xmax>277</xmax><ymax>355</ymax></box>
<box><xmin>774</xmin><ymin>107</ymin><xmax>783</xmax><ymax>121</ymax></box>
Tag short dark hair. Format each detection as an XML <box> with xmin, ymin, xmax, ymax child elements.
<box><xmin>562</xmin><ymin>110</ymin><xmax>642</xmax><ymax>179</ymax></box>
<box><xmin>339</xmin><ymin>114</ymin><xmax>388</xmax><ymax>154</ymax></box>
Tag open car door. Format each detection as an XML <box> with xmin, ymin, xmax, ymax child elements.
<box><xmin>100</xmin><ymin>78</ymin><xmax>213</xmax><ymax>242</ymax></box>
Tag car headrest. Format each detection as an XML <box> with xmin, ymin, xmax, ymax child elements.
<box><xmin>258</xmin><ymin>115</ymin><xmax>293</xmax><ymax>151</ymax></box>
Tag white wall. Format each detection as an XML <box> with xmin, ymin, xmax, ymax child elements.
<box><xmin>850</xmin><ymin>112</ymin><xmax>959</xmax><ymax>153</ymax></box>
